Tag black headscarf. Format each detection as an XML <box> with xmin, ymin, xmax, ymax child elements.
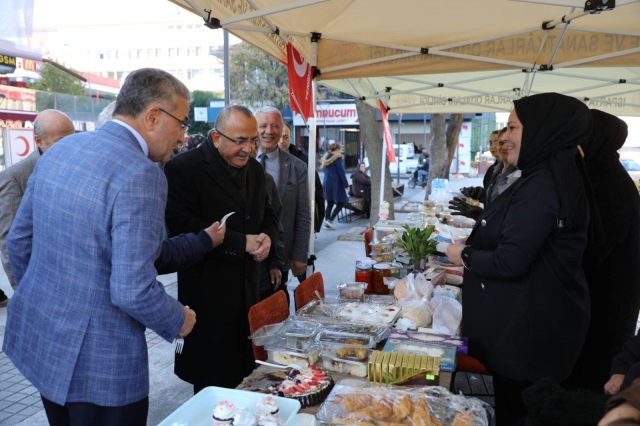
<box><xmin>514</xmin><ymin>93</ymin><xmax>603</xmax><ymax>241</ymax></box>
<box><xmin>583</xmin><ymin>109</ymin><xmax>628</xmax><ymax>174</ymax></box>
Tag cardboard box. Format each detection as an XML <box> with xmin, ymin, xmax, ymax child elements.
<box><xmin>387</xmin><ymin>328</ymin><xmax>468</xmax><ymax>354</ymax></box>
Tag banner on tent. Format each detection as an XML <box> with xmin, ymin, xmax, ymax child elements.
<box><xmin>287</xmin><ymin>43</ymin><xmax>314</xmax><ymax>123</ymax></box>
<box><xmin>378</xmin><ymin>100</ymin><xmax>397</xmax><ymax>163</ymax></box>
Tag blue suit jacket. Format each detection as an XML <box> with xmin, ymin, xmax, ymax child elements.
<box><xmin>3</xmin><ymin>121</ymin><xmax>185</xmax><ymax>406</ymax></box>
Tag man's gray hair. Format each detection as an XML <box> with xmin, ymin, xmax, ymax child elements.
<box><xmin>214</xmin><ymin>105</ymin><xmax>255</xmax><ymax>132</ymax></box>
<box><xmin>33</xmin><ymin>117</ymin><xmax>46</xmax><ymax>140</ymax></box>
<box><xmin>113</xmin><ymin>68</ymin><xmax>191</xmax><ymax>118</ymax></box>
<box><xmin>255</xmin><ymin>106</ymin><xmax>282</xmax><ymax>122</ymax></box>
<box><xmin>96</xmin><ymin>101</ymin><xmax>116</xmax><ymax>129</ymax></box>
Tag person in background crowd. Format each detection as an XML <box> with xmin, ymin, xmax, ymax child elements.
<box><xmin>417</xmin><ymin>153</ymin><xmax>430</xmax><ymax>183</ymax></box>
<box><xmin>3</xmin><ymin>69</ymin><xmax>196</xmax><ymax>425</ymax></box>
<box><xmin>418</xmin><ymin>147</ymin><xmax>429</xmax><ymax>165</ymax></box>
<box><xmin>351</xmin><ymin>162</ymin><xmax>371</xmax><ymax>219</ymax></box>
<box><xmin>278</xmin><ymin>123</ymin><xmax>326</xmax><ymax>237</ymax></box>
<box><xmin>483</xmin><ymin>129</ymin><xmax>501</xmax><ymax>188</ymax></box>
<box><xmin>0</xmin><ymin>109</ymin><xmax>75</xmax><ymax>304</ymax></box>
<box><xmin>447</xmin><ymin>92</ymin><xmax>601</xmax><ymax>426</ymax></box>
<box><xmin>256</xmin><ymin>107</ymin><xmax>310</xmax><ymax>295</ymax></box>
<box><xmin>165</xmin><ymin>105</ymin><xmax>278</xmax><ymax>393</ymax></box>
<box><xmin>566</xmin><ymin>110</ymin><xmax>640</xmax><ymax>393</ymax></box>
<box><xmin>181</xmin><ymin>134</ymin><xmax>206</xmax><ymax>153</ymax></box>
<box><xmin>96</xmin><ymin>101</ymin><xmax>116</xmax><ymax>129</ymax></box>
<box><xmin>320</xmin><ymin>143</ymin><xmax>349</xmax><ymax>229</ymax></box>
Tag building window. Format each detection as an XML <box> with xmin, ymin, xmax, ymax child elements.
<box><xmin>117</xmin><ymin>71</ymin><xmax>124</xmax><ymax>80</ymax></box>
<box><xmin>196</xmin><ymin>47</ymin><xmax>203</xmax><ymax>56</ymax></box>
<box><xmin>177</xmin><ymin>47</ymin><xmax>185</xmax><ymax>57</ymax></box>
<box><xmin>147</xmin><ymin>49</ymin><xmax>153</xmax><ymax>58</ymax></box>
<box><xmin>187</xmin><ymin>69</ymin><xmax>202</xmax><ymax>79</ymax></box>
<box><xmin>137</xmin><ymin>49</ymin><xmax>143</xmax><ymax>58</ymax></box>
<box><xmin>168</xmin><ymin>48</ymin><xmax>175</xmax><ymax>57</ymax></box>
<box><xmin>187</xmin><ymin>47</ymin><xmax>194</xmax><ymax>56</ymax></box>
<box><xmin>156</xmin><ymin>48</ymin><xmax>162</xmax><ymax>57</ymax></box>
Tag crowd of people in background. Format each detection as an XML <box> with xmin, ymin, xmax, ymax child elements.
<box><xmin>0</xmin><ymin>69</ymin><xmax>639</xmax><ymax>426</ymax></box>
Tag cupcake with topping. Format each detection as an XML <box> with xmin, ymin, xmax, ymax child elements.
<box><xmin>212</xmin><ymin>400</ymin><xmax>236</xmax><ymax>425</ymax></box>
<box><xmin>256</xmin><ymin>395</ymin><xmax>279</xmax><ymax>418</ymax></box>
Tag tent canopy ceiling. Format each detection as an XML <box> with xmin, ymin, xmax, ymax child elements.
<box><xmin>169</xmin><ymin>0</ymin><xmax>640</xmax><ymax>115</ymax></box>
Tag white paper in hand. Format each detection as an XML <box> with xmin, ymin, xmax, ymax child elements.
<box><xmin>220</xmin><ymin>212</ymin><xmax>235</xmax><ymax>227</ymax></box>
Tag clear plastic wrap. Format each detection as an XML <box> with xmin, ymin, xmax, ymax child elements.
<box><xmin>316</xmin><ymin>379</ymin><xmax>492</xmax><ymax>426</ymax></box>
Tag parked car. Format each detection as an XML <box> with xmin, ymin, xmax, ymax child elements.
<box><xmin>620</xmin><ymin>157</ymin><xmax>640</xmax><ymax>191</ymax></box>
<box><xmin>362</xmin><ymin>145</ymin><xmax>418</xmax><ymax>175</ymax></box>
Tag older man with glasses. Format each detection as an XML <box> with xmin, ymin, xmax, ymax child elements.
<box><xmin>164</xmin><ymin>105</ymin><xmax>279</xmax><ymax>393</ymax></box>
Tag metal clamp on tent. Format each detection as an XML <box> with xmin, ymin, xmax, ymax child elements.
<box><xmin>584</xmin><ymin>0</ymin><xmax>615</xmax><ymax>13</ymax></box>
<box><xmin>203</xmin><ymin>9</ymin><xmax>221</xmax><ymax>29</ymax></box>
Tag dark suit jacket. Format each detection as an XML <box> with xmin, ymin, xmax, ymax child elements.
<box><xmin>462</xmin><ymin>161</ymin><xmax>589</xmax><ymax>382</ymax></box>
<box><xmin>272</xmin><ymin>148</ymin><xmax>311</xmax><ymax>270</ymax></box>
<box><xmin>164</xmin><ymin>140</ymin><xmax>278</xmax><ymax>387</ymax></box>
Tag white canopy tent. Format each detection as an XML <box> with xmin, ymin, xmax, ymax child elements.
<box><xmin>167</xmin><ymin>0</ymin><xmax>640</xmax><ymax>273</ymax></box>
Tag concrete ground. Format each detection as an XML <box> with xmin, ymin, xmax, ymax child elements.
<box><xmin>0</xmin><ymin>175</ymin><xmax>483</xmax><ymax>425</ymax></box>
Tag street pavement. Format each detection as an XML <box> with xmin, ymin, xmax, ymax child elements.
<box><xmin>0</xmin><ymin>175</ymin><xmax>483</xmax><ymax>425</ymax></box>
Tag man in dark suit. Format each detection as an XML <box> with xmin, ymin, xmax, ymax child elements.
<box><xmin>4</xmin><ymin>68</ymin><xmax>196</xmax><ymax>425</ymax></box>
<box><xmin>165</xmin><ymin>105</ymin><xmax>279</xmax><ymax>392</ymax></box>
<box><xmin>256</xmin><ymin>107</ymin><xmax>311</xmax><ymax>294</ymax></box>
<box><xmin>279</xmin><ymin>123</ymin><xmax>325</xmax><ymax>236</ymax></box>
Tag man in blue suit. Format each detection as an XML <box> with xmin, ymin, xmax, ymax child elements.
<box><xmin>3</xmin><ymin>68</ymin><xmax>197</xmax><ymax>425</ymax></box>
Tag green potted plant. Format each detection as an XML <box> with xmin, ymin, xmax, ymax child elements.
<box><xmin>394</xmin><ymin>225</ymin><xmax>438</xmax><ymax>271</ymax></box>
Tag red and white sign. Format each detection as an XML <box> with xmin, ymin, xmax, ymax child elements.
<box><xmin>3</xmin><ymin>127</ymin><xmax>35</xmax><ymax>167</ymax></box>
<box><xmin>293</xmin><ymin>103</ymin><xmax>359</xmax><ymax>126</ymax></box>
<box><xmin>378</xmin><ymin>100</ymin><xmax>397</xmax><ymax>163</ymax></box>
<box><xmin>287</xmin><ymin>43</ymin><xmax>314</xmax><ymax>123</ymax></box>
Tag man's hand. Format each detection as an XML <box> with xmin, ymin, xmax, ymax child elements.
<box><xmin>460</xmin><ymin>186</ymin><xmax>481</xmax><ymax>200</ymax></box>
<box><xmin>446</xmin><ymin>243</ymin><xmax>465</xmax><ymax>266</ymax></box>
<box><xmin>204</xmin><ymin>221</ymin><xmax>226</xmax><ymax>248</ymax></box>
<box><xmin>290</xmin><ymin>259</ymin><xmax>307</xmax><ymax>277</ymax></box>
<box><xmin>449</xmin><ymin>197</ymin><xmax>483</xmax><ymax>220</ymax></box>
<box><xmin>178</xmin><ymin>306</ymin><xmax>196</xmax><ymax>338</ymax></box>
<box><xmin>249</xmin><ymin>233</ymin><xmax>271</xmax><ymax>262</ymax></box>
<box><xmin>599</xmin><ymin>402</ymin><xmax>640</xmax><ymax>426</ymax></box>
<box><xmin>270</xmin><ymin>269</ymin><xmax>282</xmax><ymax>291</ymax></box>
<box><xmin>605</xmin><ymin>374</ymin><xmax>625</xmax><ymax>395</ymax></box>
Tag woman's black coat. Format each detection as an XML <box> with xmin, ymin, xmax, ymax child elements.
<box><xmin>463</xmin><ymin>160</ymin><xmax>590</xmax><ymax>382</ymax></box>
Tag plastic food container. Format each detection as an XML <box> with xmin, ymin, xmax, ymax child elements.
<box><xmin>265</xmin><ymin>341</ymin><xmax>321</xmax><ymax>367</ymax></box>
<box><xmin>318</xmin><ymin>324</ymin><xmax>390</xmax><ymax>343</ymax></box>
<box><xmin>295</xmin><ymin>298</ymin><xmax>341</xmax><ymax>320</ymax></box>
<box><xmin>369</xmin><ymin>241</ymin><xmax>393</xmax><ymax>253</ymax></box>
<box><xmin>319</xmin><ymin>348</ymin><xmax>371</xmax><ymax>377</ymax></box>
<box><xmin>281</xmin><ymin>321</ymin><xmax>320</xmax><ymax>347</ymax></box>
<box><xmin>248</xmin><ymin>322</ymin><xmax>285</xmax><ymax>346</ymax></box>
<box><xmin>337</xmin><ymin>282</ymin><xmax>367</xmax><ymax>300</ymax></box>
<box><xmin>371</xmin><ymin>252</ymin><xmax>393</xmax><ymax>262</ymax></box>
<box><xmin>365</xmin><ymin>294</ymin><xmax>396</xmax><ymax>305</ymax></box>
<box><xmin>315</xmin><ymin>330</ymin><xmax>374</xmax><ymax>351</ymax></box>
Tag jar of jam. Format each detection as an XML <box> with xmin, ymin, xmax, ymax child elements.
<box><xmin>355</xmin><ymin>263</ymin><xmax>373</xmax><ymax>294</ymax></box>
<box><xmin>372</xmin><ymin>263</ymin><xmax>391</xmax><ymax>295</ymax></box>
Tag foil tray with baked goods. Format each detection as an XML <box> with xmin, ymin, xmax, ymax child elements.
<box><xmin>315</xmin><ymin>379</ymin><xmax>493</xmax><ymax>426</ymax></box>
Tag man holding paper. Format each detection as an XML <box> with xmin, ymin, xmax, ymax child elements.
<box><xmin>164</xmin><ymin>105</ymin><xmax>279</xmax><ymax>392</ymax></box>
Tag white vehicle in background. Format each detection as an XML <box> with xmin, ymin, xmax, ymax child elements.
<box><xmin>362</xmin><ymin>144</ymin><xmax>418</xmax><ymax>176</ymax></box>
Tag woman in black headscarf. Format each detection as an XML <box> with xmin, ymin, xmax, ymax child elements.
<box><xmin>447</xmin><ymin>93</ymin><xmax>599</xmax><ymax>425</ymax></box>
<box><xmin>565</xmin><ymin>110</ymin><xmax>640</xmax><ymax>394</ymax></box>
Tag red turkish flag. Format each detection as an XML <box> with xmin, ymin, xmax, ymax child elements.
<box><xmin>287</xmin><ymin>43</ymin><xmax>314</xmax><ymax>123</ymax></box>
<box><xmin>378</xmin><ymin>100</ymin><xmax>397</xmax><ymax>163</ymax></box>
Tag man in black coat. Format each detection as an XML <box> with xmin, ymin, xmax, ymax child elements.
<box><xmin>164</xmin><ymin>105</ymin><xmax>279</xmax><ymax>393</ymax></box>
<box><xmin>279</xmin><ymin>124</ymin><xmax>325</xmax><ymax>234</ymax></box>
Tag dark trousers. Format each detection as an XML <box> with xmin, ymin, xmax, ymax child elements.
<box><xmin>326</xmin><ymin>201</ymin><xmax>344</xmax><ymax>221</ymax></box>
<box><xmin>41</xmin><ymin>395</ymin><xmax>148</xmax><ymax>426</ymax></box>
<box><xmin>493</xmin><ymin>375</ymin><xmax>534</xmax><ymax>426</ymax></box>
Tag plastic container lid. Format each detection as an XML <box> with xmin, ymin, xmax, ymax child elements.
<box><xmin>320</xmin><ymin>347</ymin><xmax>373</xmax><ymax>365</ymax></box>
<box><xmin>373</xmin><ymin>263</ymin><xmax>391</xmax><ymax>270</ymax></box>
<box><xmin>315</xmin><ymin>330</ymin><xmax>374</xmax><ymax>348</ymax></box>
<box><xmin>281</xmin><ymin>320</ymin><xmax>320</xmax><ymax>338</ymax></box>
<box><xmin>248</xmin><ymin>322</ymin><xmax>285</xmax><ymax>347</ymax></box>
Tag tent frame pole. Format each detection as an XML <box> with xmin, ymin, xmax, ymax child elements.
<box><xmin>305</xmin><ymin>37</ymin><xmax>319</xmax><ymax>277</ymax></box>
<box><xmin>555</xmin><ymin>47</ymin><xmax>640</xmax><ymax>68</ymax></box>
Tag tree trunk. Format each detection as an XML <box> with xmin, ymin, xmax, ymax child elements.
<box><xmin>425</xmin><ymin>114</ymin><xmax>465</xmax><ymax>198</ymax></box>
<box><xmin>355</xmin><ymin>98</ymin><xmax>395</xmax><ymax>223</ymax></box>
<box><xmin>446</xmin><ymin>114</ymin><xmax>465</xmax><ymax>165</ymax></box>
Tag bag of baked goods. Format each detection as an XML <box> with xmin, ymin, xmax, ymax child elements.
<box><xmin>316</xmin><ymin>379</ymin><xmax>493</xmax><ymax>425</ymax></box>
